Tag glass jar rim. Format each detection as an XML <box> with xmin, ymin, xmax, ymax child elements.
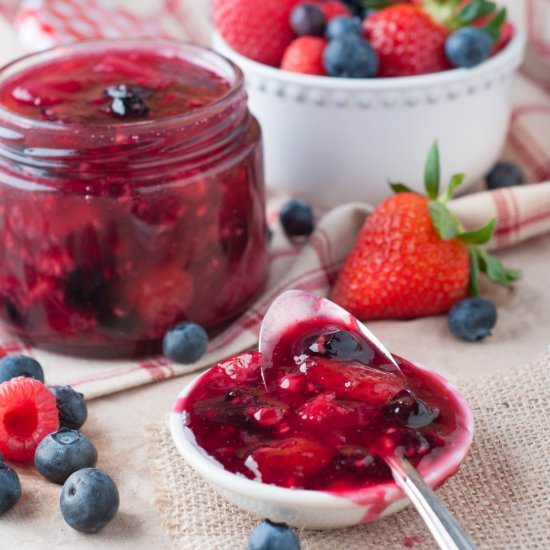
<box><xmin>0</xmin><ymin>38</ymin><xmax>246</xmax><ymax>134</ymax></box>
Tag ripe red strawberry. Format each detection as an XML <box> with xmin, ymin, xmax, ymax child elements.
<box><xmin>0</xmin><ymin>377</ymin><xmax>59</xmax><ymax>462</ymax></box>
<box><xmin>281</xmin><ymin>37</ymin><xmax>327</xmax><ymax>75</ymax></box>
<box><xmin>248</xmin><ymin>436</ymin><xmax>333</xmax><ymax>487</ymax></box>
<box><xmin>331</xmin><ymin>143</ymin><xmax>520</xmax><ymax>320</ymax></box>
<box><xmin>305</xmin><ymin>358</ymin><xmax>406</xmax><ymax>404</ymax></box>
<box><xmin>316</xmin><ymin>1</ymin><xmax>351</xmax><ymax>21</ymax></box>
<box><xmin>363</xmin><ymin>5</ymin><xmax>450</xmax><ymax>76</ymax></box>
<box><xmin>212</xmin><ymin>0</ymin><xmax>300</xmax><ymax>66</ymax></box>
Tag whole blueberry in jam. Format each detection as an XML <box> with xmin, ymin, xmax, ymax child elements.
<box><xmin>104</xmin><ymin>84</ymin><xmax>150</xmax><ymax>118</ymax></box>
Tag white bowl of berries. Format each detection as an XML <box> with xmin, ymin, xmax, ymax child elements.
<box><xmin>170</xmin><ymin>291</ymin><xmax>474</xmax><ymax>530</ymax></box>
<box><xmin>212</xmin><ymin>0</ymin><xmax>526</xmax><ymax>208</ymax></box>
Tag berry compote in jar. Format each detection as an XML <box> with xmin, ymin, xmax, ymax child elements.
<box><xmin>0</xmin><ymin>40</ymin><xmax>267</xmax><ymax>357</ymax></box>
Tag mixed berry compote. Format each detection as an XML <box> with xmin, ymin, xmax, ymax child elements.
<box><xmin>182</xmin><ymin>319</ymin><xmax>464</xmax><ymax>493</ymax></box>
<box><xmin>0</xmin><ymin>40</ymin><xmax>267</xmax><ymax>356</ymax></box>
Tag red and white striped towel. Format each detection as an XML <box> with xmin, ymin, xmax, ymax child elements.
<box><xmin>0</xmin><ymin>0</ymin><xmax>549</xmax><ymax>399</ymax></box>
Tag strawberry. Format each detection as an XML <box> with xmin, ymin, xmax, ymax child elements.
<box><xmin>304</xmin><ymin>357</ymin><xmax>406</xmax><ymax>404</ymax></box>
<box><xmin>247</xmin><ymin>436</ymin><xmax>333</xmax><ymax>487</ymax></box>
<box><xmin>212</xmin><ymin>0</ymin><xmax>300</xmax><ymax>66</ymax></box>
<box><xmin>297</xmin><ymin>392</ymin><xmax>375</xmax><ymax>430</ymax></box>
<box><xmin>363</xmin><ymin>5</ymin><xmax>450</xmax><ymax>76</ymax></box>
<box><xmin>281</xmin><ymin>37</ymin><xmax>327</xmax><ymax>75</ymax></box>
<box><xmin>218</xmin><ymin>352</ymin><xmax>263</xmax><ymax>384</ymax></box>
<box><xmin>316</xmin><ymin>1</ymin><xmax>352</xmax><ymax>21</ymax></box>
<box><xmin>0</xmin><ymin>377</ymin><xmax>59</xmax><ymax>462</ymax></box>
<box><xmin>331</xmin><ymin>143</ymin><xmax>520</xmax><ymax>320</ymax></box>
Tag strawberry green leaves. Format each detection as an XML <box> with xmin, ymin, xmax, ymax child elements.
<box><xmin>391</xmin><ymin>141</ymin><xmax>521</xmax><ymax>296</ymax></box>
<box><xmin>429</xmin><ymin>202</ymin><xmax>460</xmax><ymax>240</ymax></box>
<box><xmin>456</xmin><ymin>0</ymin><xmax>496</xmax><ymax>26</ymax></box>
<box><xmin>389</xmin><ymin>182</ymin><xmax>416</xmax><ymax>194</ymax></box>
<box><xmin>424</xmin><ymin>142</ymin><xmax>441</xmax><ymax>200</ymax></box>
<box><xmin>484</xmin><ymin>7</ymin><xmax>507</xmax><ymax>42</ymax></box>
<box><xmin>458</xmin><ymin>219</ymin><xmax>496</xmax><ymax>245</ymax></box>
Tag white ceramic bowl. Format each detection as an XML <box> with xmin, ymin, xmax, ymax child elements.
<box><xmin>214</xmin><ymin>30</ymin><xmax>526</xmax><ymax>208</ymax></box>
<box><xmin>170</xmin><ymin>361</ymin><xmax>474</xmax><ymax>529</ymax></box>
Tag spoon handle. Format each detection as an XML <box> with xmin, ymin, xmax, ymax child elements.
<box><xmin>387</xmin><ymin>454</ymin><xmax>477</xmax><ymax>550</ymax></box>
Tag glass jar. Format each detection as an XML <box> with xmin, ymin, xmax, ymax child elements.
<box><xmin>0</xmin><ymin>40</ymin><xmax>268</xmax><ymax>357</ymax></box>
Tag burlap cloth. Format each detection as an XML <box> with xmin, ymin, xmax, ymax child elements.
<box><xmin>147</xmin><ymin>353</ymin><xmax>550</xmax><ymax>549</ymax></box>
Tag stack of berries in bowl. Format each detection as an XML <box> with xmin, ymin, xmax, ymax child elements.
<box><xmin>213</xmin><ymin>0</ymin><xmax>515</xmax><ymax>78</ymax></box>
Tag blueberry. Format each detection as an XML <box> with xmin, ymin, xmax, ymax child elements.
<box><xmin>290</xmin><ymin>3</ymin><xmax>326</xmax><ymax>37</ymax></box>
<box><xmin>64</xmin><ymin>266</ymin><xmax>109</xmax><ymax>313</ymax></box>
<box><xmin>35</xmin><ymin>429</ymin><xmax>97</xmax><ymax>484</ymax></box>
<box><xmin>279</xmin><ymin>200</ymin><xmax>315</xmax><ymax>238</ymax></box>
<box><xmin>385</xmin><ymin>390</ymin><xmax>439</xmax><ymax>429</ymax></box>
<box><xmin>60</xmin><ymin>468</ymin><xmax>119</xmax><ymax>533</ymax></box>
<box><xmin>0</xmin><ymin>456</ymin><xmax>21</xmax><ymax>515</ymax></box>
<box><xmin>326</xmin><ymin>16</ymin><xmax>362</xmax><ymax>40</ymax></box>
<box><xmin>486</xmin><ymin>161</ymin><xmax>525</xmax><ymax>190</ymax></box>
<box><xmin>49</xmin><ymin>386</ymin><xmax>88</xmax><ymax>430</ymax></box>
<box><xmin>163</xmin><ymin>322</ymin><xmax>208</xmax><ymax>364</ymax></box>
<box><xmin>307</xmin><ymin>330</ymin><xmax>374</xmax><ymax>364</ymax></box>
<box><xmin>448</xmin><ymin>298</ymin><xmax>497</xmax><ymax>342</ymax></box>
<box><xmin>340</xmin><ymin>0</ymin><xmax>365</xmax><ymax>16</ymax></box>
<box><xmin>0</xmin><ymin>355</ymin><xmax>44</xmax><ymax>383</ymax></box>
<box><xmin>104</xmin><ymin>84</ymin><xmax>150</xmax><ymax>118</ymax></box>
<box><xmin>248</xmin><ymin>520</ymin><xmax>300</xmax><ymax>550</ymax></box>
<box><xmin>323</xmin><ymin>35</ymin><xmax>379</xmax><ymax>78</ymax></box>
<box><xmin>445</xmin><ymin>27</ymin><xmax>493</xmax><ymax>68</ymax></box>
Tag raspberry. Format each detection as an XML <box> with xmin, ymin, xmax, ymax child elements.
<box><xmin>281</xmin><ymin>37</ymin><xmax>327</xmax><ymax>75</ymax></box>
<box><xmin>213</xmin><ymin>0</ymin><xmax>300</xmax><ymax>66</ymax></box>
<box><xmin>0</xmin><ymin>377</ymin><xmax>59</xmax><ymax>462</ymax></box>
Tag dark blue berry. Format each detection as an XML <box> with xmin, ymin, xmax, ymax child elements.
<box><xmin>49</xmin><ymin>386</ymin><xmax>88</xmax><ymax>430</ymax></box>
<box><xmin>0</xmin><ymin>456</ymin><xmax>21</xmax><ymax>515</ymax></box>
<box><xmin>290</xmin><ymin>3</ymin><xmax>326</xmax><ymax>37</ymax></box>
<box><xmin>105</xmin><ymin>84</ymin><xmax>150</xmax><ymax>118</ymax></box>
<box><xmin>445</xmin><ymin>28</ymin><xmax>493</xmax><ymax>68</ymax></box>
<box><xmin>60</xmin><ymin>468</ymin><xmax>119</xmax><ymax>533</ymax></box>
<box><xmin>340</xmin><ymin>0</ymin><xmax>365</xmax><ymax>17</ymax></box>
<box><xmin>486</xmin><ymin>161</ymin><xmax>525</xmax><ymax>190</ymax></box>
<box><xmin>64</xmin><ymin>266</ymin><xmax>109</xmax><ymax>313</ymax></box>
<box><xmin>326</xmin><ymin>16</ymin><xmax>362</xmax><ymax>40</ymax></box>
<box><xmin>35</xmin><ymin>429</ymin><xmax>97</xmax><ymax>484</ymax></box>
<box><xmin>0</xmin><ymin>355</ymin><xmax>44</xmax><ymax>383</ymax></box>
<box><xmin>307</xmin><ymin>330</ymin><xmax>374</xmax><ymax>364</ymax></box>
<box><xmin>163</xmin><ymin>322</ymin><xmax>208</xmax><ymax>364</ymax></box>
<box><xmin>279</xmin><ymin>200</ymin><xmax>315</xmax><ymax>238</ymax></box>
<box><xmin>448</xmin><ymin>298</ymin><xmax>497</xmax><ymax>342</ymax></box>
<box><xmin>323</xmin><ymin>35</ymin><xmax>379</xmax><ymax>78</ymax></box>
<box><xmin>385</xmin><ymin>390</ymin><xmax>439</xmax><ymax>429</ymax></box>
<box><xmin>248</xmin><ymin>520</ymin><xmax>300</xmax><ymax>550</ymax></box>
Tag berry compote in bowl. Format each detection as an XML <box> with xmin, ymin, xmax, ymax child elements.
<box><xmin>170</xmin><ymin>290</ymin><xmax>474</xmax><ymax>529</ymax></box>
<box><xmin>0</xmin><ymin>40</ymin><xmax>267</xmax><ymax>357</ymax></box>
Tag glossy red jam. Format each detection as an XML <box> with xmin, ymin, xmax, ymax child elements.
<box><xmin>182</xmin><ymin>319</ymin><xmax>462</xmax><ymax>492</ymax></box>
<box><xmin>0</xmin><ymin>41</ymin><xmax>267</xmax><ymax>356</ymax></box>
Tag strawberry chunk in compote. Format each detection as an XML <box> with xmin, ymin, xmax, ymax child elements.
<box><xmin>183</xmin><ymin>317</ymin><xmax>461</xmax><ymax>492</ymax></box>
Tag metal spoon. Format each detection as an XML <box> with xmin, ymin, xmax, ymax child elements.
<box><xmin>371</xmin><ymin>344</ymin><xmax>477</xmax><ymax>550</ymax></box>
